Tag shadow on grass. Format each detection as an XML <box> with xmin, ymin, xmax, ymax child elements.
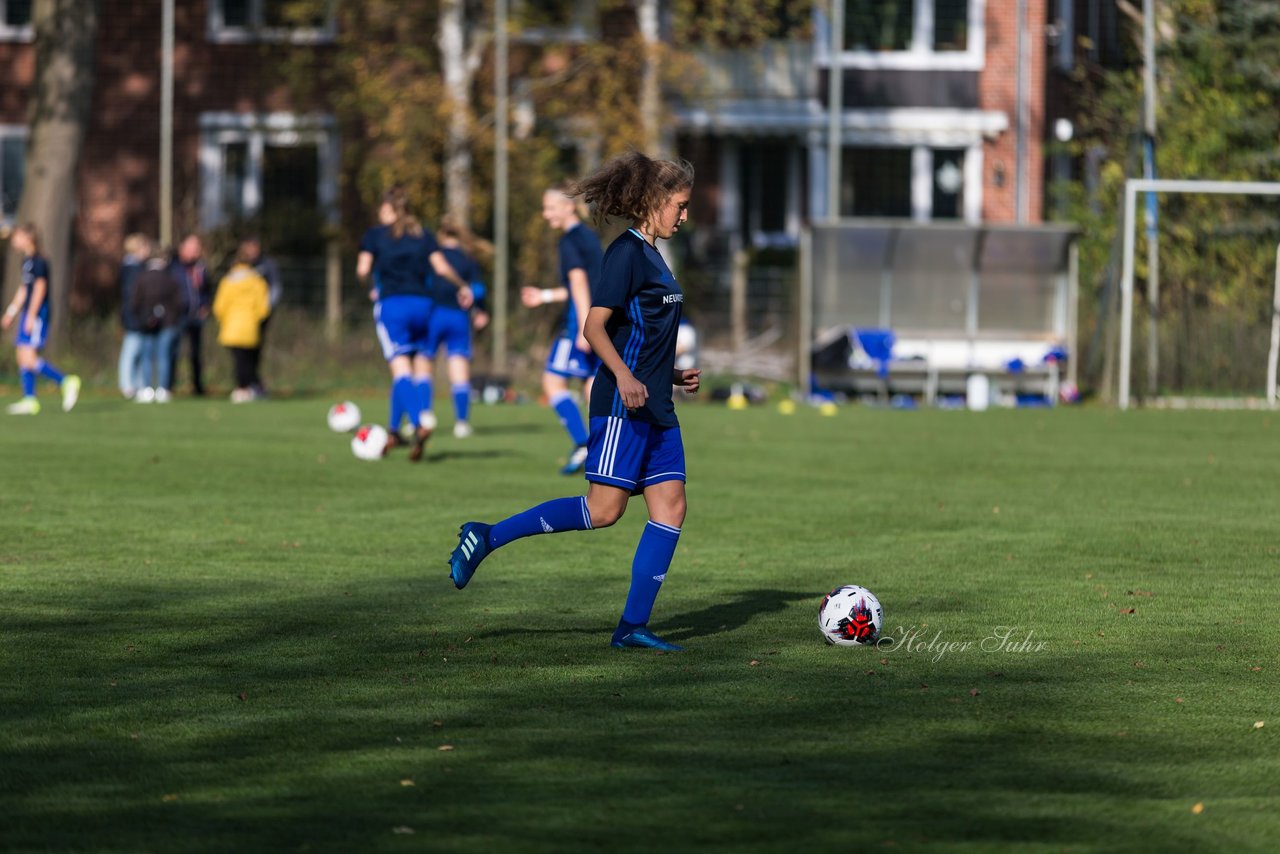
<box><xmin>0</xmin><ymin>578</ymin><xmax>1236</xmax><ymax>853</ymax></box>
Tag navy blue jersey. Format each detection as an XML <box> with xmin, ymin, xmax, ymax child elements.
<box><xmin>21</xmin><ymin>254</ymin><xmax>51</xmax><ymax>321</ymax></box>
<box><xmin>588</xmin><ymin>229</ymin><xmax>684</xmax><ymax>427</ymax></box>
<box><xmin>360</xmin><ymin>225</ymin><xmax>439</xmax><ymax>299</ymax></box>
<box><xmin>558</xmin><ymin>223</ymin><xmax>603</xmax><ymax>338</ymax></box>
<box><xmin>429</xmin><ymin>247</ymin><xmax>482</xmax><ymax>308</ymax></box>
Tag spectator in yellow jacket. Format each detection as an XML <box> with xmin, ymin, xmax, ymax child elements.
<box><xmin>212</xmin><ymin>242</ymin><xmax>271</xmax><ymax>402</ymax></box>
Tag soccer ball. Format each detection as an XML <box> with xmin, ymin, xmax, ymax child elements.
<box><xmin>328</xmin><ymin>401</ymin><xmax>362</xmax><ymax>432</ymax></box>
<box><xmin>350</xmin><ymin>424</ymin><xmax>388</xmax><ymax>461</ymax></box>
<box><xmin>819</xmin><ymin>585</ymin><xmax>884</xmax><ymax>646</ymax></box>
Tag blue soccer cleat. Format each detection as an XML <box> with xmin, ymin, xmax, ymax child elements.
<box><xmin>610</xmin><ymin>626</ymin><xmax>684</xmax><ymax>652</ymax></box>
<box><xmin>560</xmin><ymin>444</ymin><xmax>589</xmax><ymax>476</ymax></box>
<box><xmin>449</xmin><ymin>522</ymin><xmax>492</xmax><ymax>590</ymax></box>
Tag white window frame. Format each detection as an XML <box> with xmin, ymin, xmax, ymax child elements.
<box><xmin>198</xmin><ymin>112</ymin><xmax>339</xmax><ymax>230</ymax></box>
<box><xmin>0</xmin><ymin>124</ymin><xmax>27</xmax><ymax>225</ymax></box>
<box><xmin>207</xmin><ymin>0</ymin><xmax>336</xmax><ymax>45</ymax></box>
<box><xmin>816</xmin><ymin>0</ymin><xmax>986</xmax><ymax>72</ymax></box>
<box><xmin>0</xmin><ymin>0</ymin><xmax>34</xmax><ymax>42</ymax></box>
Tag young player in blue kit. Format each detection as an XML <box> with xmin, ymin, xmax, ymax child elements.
<box><xmin>448</xmin><ymin>153</ymin><xmax>700</xmax><ymax>651</ymax></box>
<box><xmin>3</xmin><ymin>224</ymin><xmax>80</xmax><ymax>415</ymax></box>
<box><xmin>419</xmin><ymin>216</ymin><xmax>490</xmax><ymax>439</ymax></box>
<box><xmin>357</xmin><ymin>187</ymin><xmax>471</xmax><ymax>461</ymax></box>
<box><xmin>520</xmin><ymin>185</ymin><xmax>605</xmax><ymax>475</ymax></box>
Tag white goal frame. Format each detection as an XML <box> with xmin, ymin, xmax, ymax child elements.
<box><xmin>1119</xmin><ymin>179</ymin><xmax>1280</xmax><ymax>409</ymax></box>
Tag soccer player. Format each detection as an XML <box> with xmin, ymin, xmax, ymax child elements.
<box><xmin>357</xmin><ymin>187</ymin><xmax>472</xmax><ymax>461</ymax></box>
<box><xmin>521</xmin><ymin>184</ymin><xmax>604</xmax><ymax>474</ymax></box>
<box><xmin>3</xmin><ymin>224</ymin><xmax>80</xmax><ymax>415</ymax></box>
<box><xmin>449</xmin><ymin>153</ymin><xmax>700</xmax><ymax>652</ymax></box>
<box><xmin>421</xmin><ymin>216</ymin><xmax>490</xmax><ymax>439</ymax></box>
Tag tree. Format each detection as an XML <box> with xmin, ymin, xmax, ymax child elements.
<box><xmin>6</xmin><ymin>0</ymin><xmax>100</xmax><ymax>338</ymax></box>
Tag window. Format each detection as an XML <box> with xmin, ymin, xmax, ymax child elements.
<box><xmin>842</xmin><ymin>147</ymin><xmax>912</xmax><ymax>218</ymax></box>
<box><xmin>199</xmin><ymin>113</ymin><xmax>337</xmax><ymax>253</ymax></box>
<box><xmin>208</xmin><ymin>0</ymin><xmax>335</xmax><ymax>44</ymax></box>
<box><xmin>824</xmin><ymin>0</ymin><xmax>984</xmax><ymax>70</ymax></box>
<box><xmin>931</xmin><ymin>148</ymin><xmax>965</xmax><ymax>219</ymax></box>
<box><xmin>0</xmin><ymin>127</ymin><xmax>25</xmax><ymax>222</ymax></box>
<box><xmin>0</xmin><ymin>0</ymin><xmax>33</xmax><ymax>40</ymax></box>
<box><xmin>837</xmin><ymin>145</ymin><xmax>975</xmax><ymax>222</ymax></box>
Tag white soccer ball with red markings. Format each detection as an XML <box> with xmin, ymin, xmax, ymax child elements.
<box><xmin>328</xmin><ymin>401</ymin><xmax>362</xmax><ymax>433</ymax></box>
<box><xmin>350</xmin><ymin>424</ymin><xmax>388</xmax><ymax>461</ymax></box>
<box><xmin>819</xmin><ymin>585</ymin><xmax>884</xmax><ymax>646</ymax></box>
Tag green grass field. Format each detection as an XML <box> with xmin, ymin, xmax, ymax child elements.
<box><xmin>3</xmin><ymin>396</ymin><xmax>1278</xmax><ymax>852</ymax></box>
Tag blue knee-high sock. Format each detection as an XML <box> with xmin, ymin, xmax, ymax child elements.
<box><xmin>21</xmin><ymin>368</ymin><xmax>35</xmax><ymax>397</ymax></box>
<box><xmin>389</xmin><ymin>376</ymin><xmax>414</xmax><ymax>431</ymax></box>
<box><xmin>452</xmin><ymin>382</ymin><xmax>471</xmax><ymax>423</ymax></box>
<box><xmin>488</xmin><ymin>496</ymin><xmax>592</xmax><ymax>550</ymax></box>
<box><xmin>415</xmin><ymin>377</ymin><xmax>433</xmax><ymax>422</ymax></box>
<box><xmin>619</xmin><ymin>521</ymin><xmax>681</xmax><ymax>628</ymax></box>
<box><xmin>551</xmin><ymin>391</ymin><xmax>589</xmax><ymax>446</ymax></box>
<box><xmin>35</xmin><ymin>359</ymin><xmax>63</xmax><ymax>385</ymax></box>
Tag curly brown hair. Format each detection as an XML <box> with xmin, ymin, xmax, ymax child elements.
<box><xmin>570</xmin><ymin>152</ymin><xmax>694</xmax><ymax>228</ymax></box>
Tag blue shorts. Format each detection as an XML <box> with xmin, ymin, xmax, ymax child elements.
<box><xmin>375</xmin><ymin>295</ymin><xmax>432</xmax><ymax>360</ymax></box>
<box><xmin>545</xmin><ymin>335</ymin><xmax>600</xmax><ymax>380</ymax></box>
<box><xmin>426</xmin><ymin>306</ymin><xmax>472</xmax><ymax>359</ymax></box>
<box><xmin>584</xmin><ymin>416</ymin><xmax>685</xmax><ymax>494</ymax></box>
<box><xmin>15</xmin><ymin>315</ymin><xmax>48</xmax><ymax>350</ymax></box>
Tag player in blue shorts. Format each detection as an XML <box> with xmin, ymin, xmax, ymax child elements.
<box><xmin>421</xmin><ymin>216</ymin><xmax>490</xmax><ymax>439</ymax></box>
<box><xmin>449</xmin><ymin>153</ymin><xmax>700</xmax><ymax>652</ymax></box>
<box><xmin>357</xmin><ymin>187</ymin><xmax>472</xmax><ymax>461</ymax></box>
<box><xmin>520</xmin><ymin>184</ymin><xmax>604</xmax><ymax>475</ymax></box>
<box><xmin>3</xmin><ymin>224</ymin><xmax>80</xmax><ymax>415</ymax></box>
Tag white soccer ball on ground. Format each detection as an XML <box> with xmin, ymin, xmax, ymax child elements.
<box><xmin>819</xmin><ymin>585</ymin><xmax>884</xmax><ymax>646</ymax></box>
<box><xmin>328</xmin><ymin>401</ymin><xmax>362</xmax><ymax>433</ymax></box>
<box><xmin>350</xmin><ymin>424</ymin><xmax>388</xmax><ymax>461</ymax></box>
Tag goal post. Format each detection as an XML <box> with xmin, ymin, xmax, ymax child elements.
<box><xmin>1118</xmin><ymin>178</ymin><xmax>1280</xmax><ymax>410</ymax></box>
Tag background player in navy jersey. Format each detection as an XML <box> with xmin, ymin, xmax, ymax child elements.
<box><xmin>449</xmin><ymin>153</ymin><xmax>700</xmax><ymax>652</ymax></box>
<box><xmin>357</xmin><ymin>187</ymin><xmax>471</xmax><ymax>461</ymax></box>
<box><xmin>421</xmin><ymin>215</ymin><xmax>490</xmax><ymax>439</ymax></box>
<box><xmin>3</xmin><ymin>224</ymin><xmax>80</xmax><ymax>415</ymax></box>
<box><xmin>520</xmin><ymin>184</ymin><xmax>604</xmax><ymax>475</ymax></box>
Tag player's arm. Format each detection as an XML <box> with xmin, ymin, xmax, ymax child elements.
<box><xmin>429</xmin><ymin>250</ymin><xmax>473</xmax><ymax>309</ymax></box>
<box><xmin>2</xmin><ymin>283</ymin><xmax>26</xmax><ymax>330</ymax></box>
<box><xmin>520</xmin><ymin>285</ymin><xmax>568</xmax><ymax>308</ymax></box>
<box><xmin>356</xmin><ymin>251</ymin><xmax>377</xmax><ymax>301</ymax></box>
<box><xmin>585</xmin><ymin>305</ymin><xmax>647</xmax><ymax>410</ymax></box>
<box><xmin>24</xmin><ymin>276</ymin><xmax>47</xmax><ymax>333</ymax></box>
<box><xmin>672</xmin><ymin>367</ymin><xmax>701</xmax><ymax>394</ymax></box>
<box><xmin>567</xmin><ymin>268</ymin><xmax>592</xmax><ymax>352</ymax></box>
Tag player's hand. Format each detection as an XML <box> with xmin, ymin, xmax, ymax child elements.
<box><xmin>674</xmin><ymin>368</ymin><xmax>701</xmax><ymax>394</ymax></box>
<box><xmin>617</xmin><ymin>371</ymin><xmax>648</xmax><ymax>411</ymax></box>
<box><xmin>457</xmin><ymin>285</ymin><xmax>474</xmax><ymax>310</ymax></box>
<box><xmin>22</xmin><ymin>314</ymin><xmax>33</xmax><ymax>335</ymax></box>
<box><xmin>472</xmin><ymin>310</ymin><xmax>490</xmax><ymax>331</ymax></box>
<box><xmin>575</xmin><ymin>333</ymin><xmax>592</xmax><ymax>354</ymax></box>
<box><xmin>521</xmin><ymin>286</ymin><xmax>542</xmax><ymax>308</ymax></box>
<box><xmin>368</xmin><ymin>288</ymin><xmax>379</xmax><ymax>303</ymax></box>
<box><xmin>1</xmin><ymin>312</ymin><xmax>11</xmax><ymax>330</ymax></box>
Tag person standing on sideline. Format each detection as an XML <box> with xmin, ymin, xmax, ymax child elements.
<box><xmin>520</xmin><ymin>184</ymin><xmax>605</xmax><ymax>474</ymax></box>
<box><xmin>117</xmin><ymin>233</ymin><xmax>151</xmax><ymax>399</ymax></box>
<box><xmin>240</xmin><ymin>235</ymin><xmax>281</xmax><ymax>397</ymax></box>
<box><xmin>356</xmin><ymin>186</ymin><xmax>472</xmax><ymax>461</ymax></box>
<box><xmin>168</xmin><ymin>233</ymin><xmax>210</xmax><ymax>396</ymax></box>
<box><xmin>129</xmin><ymin>245</ymin><xmax>188</xmax><ymax>403</ymax></box>
<box><xmin>422</xmin><ymin>215</ymin><xmax>490</xmax><ymax>439</ymax></box>
<box><xmin>212</xmin><ymin>241</ymin><xmax>271</xmax><ymax>403</ymax></box>
<box><xmin>449</xmin><ymin>153</ymin><xmax>700</xmax><ymax>652</ymax></box>
<box><xmin>3</xmin><ymin>224</ymin><xmax>80</xmax><ymax>415</ymax></box>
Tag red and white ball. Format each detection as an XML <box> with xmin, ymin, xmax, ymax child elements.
<box><xmin>350</xmin><ymin>424</ymin><xmax>388</xmax><ymax>461</ymax></box>
<box><xmin>327</xmin><ymin>401</ymin><xmax>362</xmax><ymax>433</ymax></box>
<box><xmin>819</xmin><ymin>585</ymin><xmax>884</xmax><ymax>646</ymax></box>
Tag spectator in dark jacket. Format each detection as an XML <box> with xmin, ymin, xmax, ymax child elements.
<box><xmin>132</xmin><ymin>248</ymin><xmax>189</xmax><ymax>404</ymax></box>
<box><xmin>168</xmin><ymin>233</ymin><xmax>210</xmax><ymax>396</ymax></box>
<box><xmin>117</xmin><ymin>233</ymin><xmax>151</xmax><ymax>399</ymax></box>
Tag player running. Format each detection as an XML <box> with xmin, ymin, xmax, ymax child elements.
<box><xmin>3</xmin><ymin>224</ymin><xmax>80</xmax><ymax>415</ymax></box>
<box><xmin>357</xmin><ymin>187</ymin><xmax>471</xmax><ymax>461</ymax></box>
<box><xmin>521</xmin><ymin>184</ymin><xmax>604</xmax><ymax>475</ymax></box>
<box><xmin>449</xmin><ymin>153</ymin><xmax>700</xmax><ymax>652</ymax></box>
<box><xmin>420</xmin><ymin>216</ymin><xmax>490</xmax><ymax>439</ymax></box>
